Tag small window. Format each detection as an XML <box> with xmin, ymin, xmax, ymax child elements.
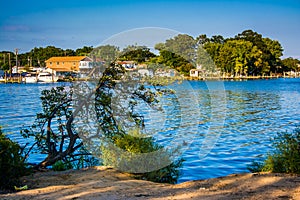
<box><xmin>62</xmin><ymin>62</ymin><xmax>64</xmax><ymax>65</ymax></box>
<box><xmin>73</xmin><ymin>62</ymin><xmax>76</xmax><ymax>66</ymax></box>
<box><xmin>50</xmin><ymin>62</ymin><xmax>52</xmax><ymax>65</ymax></box>
<box><xmin>57</xmin><ymin>62</ymin><xmax>59</xmax><ymax>65</ymax></box>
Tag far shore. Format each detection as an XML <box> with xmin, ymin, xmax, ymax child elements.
<box><xmin>186</xmin><ymin>74</ymin><xmax>300</xmax><ymax>81</ymax></box>
<box><xmin>1</xmin><ymin>166</ymin><xmax>299</xmax><ymax>200</ymax></box>
<box><xmin>1</xmin><ymin>73</ymin><xmax>300</xmax><ymax>84</ymax></box>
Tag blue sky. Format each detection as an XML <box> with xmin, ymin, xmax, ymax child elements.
<box><xmin>0</xmin><ymin>0</ymin><xmax>299</xmax><ymax>58</ymax></box>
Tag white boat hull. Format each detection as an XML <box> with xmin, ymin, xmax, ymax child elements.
<box><xmin>38</xmin><ymin>72</ymin><xmax>58</xmax><ymax>82</ymax></box>
<box><xmin>23</xmin><ymin>76</ymin><xmax>38</xmax><ymax>83</ymax></box>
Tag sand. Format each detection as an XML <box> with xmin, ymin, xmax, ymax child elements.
<box><xmin>1</xmin><ymin>166</ymin><xmax>300</xmax><ymax>200</ymax></box>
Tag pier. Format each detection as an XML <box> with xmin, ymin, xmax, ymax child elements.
<box><xmin>0</xmin><ymin>73</ymin><xmax>23</xmax><ymax>83</ymax></box>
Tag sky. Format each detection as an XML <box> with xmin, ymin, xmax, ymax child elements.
<box><xmin>0</xmin><ymin>0</ymin><xmax>299</xmax><ymax>58</ymax></box>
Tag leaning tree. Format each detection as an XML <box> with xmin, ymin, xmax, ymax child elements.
<box><xmin>22</xmin><ymin>46</ymin><xmax>185</xmax><ymax>183</ymax></box>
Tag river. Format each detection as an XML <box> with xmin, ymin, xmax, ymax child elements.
<box><xmin>0</xmin><ymin>78</ymin><xmax>299</xmax><ymax>183</ymax></box>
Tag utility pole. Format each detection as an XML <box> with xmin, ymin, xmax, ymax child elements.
<box><xmin>8</xmin><ymin>53</ymin><xmax>11</xmax><ymax>77</ymax></box>
<box><xmin>27</xmin><ymin>56</ymin><xmax>32</xmax><ymax>67</ymax></box>
<box><xmin>15</xmin><ymin>48</ymin><xmax>19</xmax><ymax>73</ymax></box>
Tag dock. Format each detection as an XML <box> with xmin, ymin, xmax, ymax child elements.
<box><xmin>0</xmin><ymin>74</ymin><xmax>23</xmax><ymax>83</ymax></box>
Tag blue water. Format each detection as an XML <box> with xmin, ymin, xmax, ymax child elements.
<box><xmin>0</xmin><ymin>78</ymin><xmax>299</xmax><ymax>183</ymax></box>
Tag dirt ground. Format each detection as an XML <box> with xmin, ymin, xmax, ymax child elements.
<box><xmin>1</xmin><ymin>166</ymin><xmax>300</xmax><ymax>200</ymax></box>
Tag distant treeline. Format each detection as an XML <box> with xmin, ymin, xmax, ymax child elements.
<box><xmin>0</xmin><ymin>46</ymin><xmax>93</xmax><ymax>69</ymax></box>
<box><xmin>151</xmin><ymin>29</ymin><xmax>300</xmax><ymax>76</ymax></box>
<box><xmin>1</xmin><ymin>29</ymin><xmax>299</xmax><ymax>76</ymax></box>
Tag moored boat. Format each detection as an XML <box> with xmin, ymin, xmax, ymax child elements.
<box><xmin>23</xmin><ymin>73</ymin><xmax>38</xmax><ymax>83</ymax></box>
<box><xmin>37</xmin><ymin>72</ymin><xmax>58</xmax><ymax>82</ymax></box>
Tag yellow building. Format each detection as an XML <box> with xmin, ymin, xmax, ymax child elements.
<box><xmin>45</xmin><ymin>56</ymin><xmax>92</xmax><ymax>72</ymax></box>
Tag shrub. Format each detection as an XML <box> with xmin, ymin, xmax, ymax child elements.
<box><xmin>249</xmin><ymin>128</ymin><xmax>300</xmax><ymax>173</ymax></box>
<box><xmin>101</xmin><ymin>129</ymin><xmax>183</xmax><ymax>184</ymax></box>
<box><xmin>51</xmin><ymin>156</ymin><xmax>99</xmax><ymax>171</ymax></box>
<box><xmin>52</xmin><ymin>160</ymin><xmax>73</xmax><ymax>171</ymax></box>
<box><xmin>0</xmin><ymin>127</ymin><xmax>28</xmax><ymax>190</ymax></box>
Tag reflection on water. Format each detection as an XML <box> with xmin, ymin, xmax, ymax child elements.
<box><xmin>0</xmin><ymin>78</ymin><xmax>299</xmax><ymax>183</ymax></box>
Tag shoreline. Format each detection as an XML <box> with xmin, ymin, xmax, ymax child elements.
<box><xmin>185</xmin><ymin>75</ymin><xmax>300</xmax><ymax>81</ymax></box>
<box><xmin>1</xmin><ymin>75</ymin><xmax>300</xmax><ymax>84</ymax></box>
<box><xmin>1</xmin><ymin>166</ymin><xmax>299</xmax><ymax>199</ymax></box>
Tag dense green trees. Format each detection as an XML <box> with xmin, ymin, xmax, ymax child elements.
<box><xmin>233</xmin><ymin>30</ymin><xmax>283</xmax><ymax>75</ymax></box>
<box><xmin>197</xmin><ymin>30</ymin><xmax>285</xmax><ymax>76</ymax></box>
<box><xmin>212</xmin><ymin>40</ymin><xmax>263</xmax><ymax>76</ymax></box>
<box><xmin>0</xmin><ymin>46</ymin><xmax>93</xmax><ymax>69</ymax></box>
<box><xmin>150</xmin><ymin>49</ymin><xmax>193</xmax><ymax>76</ymax></box>
<box><xmin>75</xmin><ymin>46</ymin><xmax>93</xmax><ymax>56</ymax></box>
<box><xmin>162</xmin><ymin>34</ymin><xmax>198</xmax><ymax>63</ymax></box>
<box><xmin>0</xmin><ymin>51</ymin><xmax>13</xmax><ymax>71</ymax></box>
<box><xmin>119</xmin><ymin>45</ymin><xmax>156</xmax><ymax>63</ymax></box>
<box><xmin>90</xmin><ymin>45</ymin><xmax>119</xmax><ymax>63</ymax></box>
<box><xmin>281</xmin><ymin>57</ymin><xmax>300</xmax><ymax>72</ymax></box>
<box><xmin>151</xmin><ymin>34</ymin><xmax>197</xmax><ymax>76</ymax></box>
<box><xmin>150</xmin><ymin>30</ymin><xmax>293</xmax><ymax>77</ymax></box>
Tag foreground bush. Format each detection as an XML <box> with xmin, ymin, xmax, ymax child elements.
<box><xmin>249</xmin><ymin>128</ymin><xmax>300</xmax><ymax>173</ymax></box>
<box><xmin>101</xmin><ymin>129</ymin><xmax>183</xmax><ymax>184</ymax></box>
<box><xmin>0</xmin><ymin>127</ymin><xmax>28</xmax><ymax>190</ymax></box>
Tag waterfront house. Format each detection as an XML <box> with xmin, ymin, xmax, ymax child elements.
<box><xmin>190</xmin><ymin>68</ymin><xmax>204</xmax><ymax>78</ymax></box>
<box><xmin>190</xmin><ymin>65</ymin><xmax>206</xmax><ymax>78</ymax></box>
<box><xmin>116</xmin><ymin>61</ymin><xmax>137</xmax><ymax>70</ymax></box>
<box><xmin>45</xmin><ymin>56</ymin><xmax>93</xmax><ymax>76</ymax></box>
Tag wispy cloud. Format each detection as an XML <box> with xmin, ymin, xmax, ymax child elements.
<box><xmin>1</xmin><ymin>25</ymin><xmax>30</xmax><ymax>32</ymax></box>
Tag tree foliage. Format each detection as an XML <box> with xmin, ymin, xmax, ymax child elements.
<box><xmin>151</xmin><ymin>30</ymin><xmax>288</xmax><ymax>76</ymax></box>
<box><xmin>232</xmin><ymin>30</ymin><xmax>283</xmax><ymax>75</ymax></box>
<box><xmin>91</xmin><ymin>61</ymin><xmax>184</xmax><ymax>183</ymax></box>
<box><xmin>0</xmin><ymin>127</ymin><xmax>28</xmax><ymax>190</ymax></box>
<box><xmin>21</xmin><ymin>86</ymin><xmax>96</xmax><ymax>169</ymax></box>
<box><xmin>281</xmin><ymin>57</ymin><xmax>300</xmax><ymax>72</ymax></box>
<box><xmin>0</xmin><ymin>46</ymin><xmax>92</xmax><ymax>69</ymax></box>
<box><xmin>195</xmin><ymin>30</ymin><xmax>285</xmax><ymax>76</ymax></box>
<box><xmin>163</xmin><ymin>34</ymin><xmax>197</xmax><ymax>64</ymax></box>
<box><xmin>75</xmin><ymin>46</ymin><xmax>93</xmax><ymax>56</ymax></box>
<box><xmin>0</xmin><ymin>51</ymin><xmax>13</xmax><ymax>71</ymax></box>
<box><xmin>119</xmin><ymin>46</ymin><xmax>156</xmax><ymax>63</ymax></box>
<box><xmin>150</xmin><ymin>50</ymin><xmax>193</xmax><ymax>76</ymax></box>
<box><xmin>90</xmin><ymin>45</ymin><xmax>120</xmax><ymax>64</ymax></box>
<box><xmin>25</xmin><ymin>46</ymin><xmax>70</xmax><ymax>67</ymax></box>
<box><xmin>196</xmin><ymin>34</ymin><xmax>210</xmax><ymax>45</ymax></box>
<box><xmin>152</xmin><ymin>34</ymin><xmax>198</xmax><ymax>76</ymax></box>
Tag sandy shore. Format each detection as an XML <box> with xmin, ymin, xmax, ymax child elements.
<box><xmin>1</xmin><ymin>166</ymin><xmax>300</xmax><ymax>200</ymax></box>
